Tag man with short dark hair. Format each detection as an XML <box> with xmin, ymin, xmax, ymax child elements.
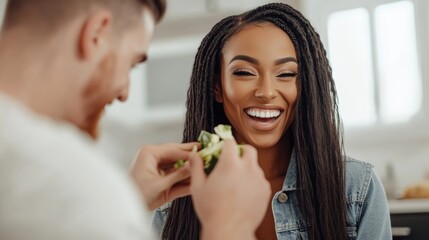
<box><xmin>0</xmin><ymin>0</ymin><xmax>270</xmax><ymax>239</ymax></box>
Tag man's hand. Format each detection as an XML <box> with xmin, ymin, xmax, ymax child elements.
<box><xmin>130</xmin><ymin>143</ymin><xmax>197</xmax><ymax>210</ymax></box>
<box><xmin>189</xmin><ymin>140</ymin><xmax>271</xmax><ymax>240</ymax></box>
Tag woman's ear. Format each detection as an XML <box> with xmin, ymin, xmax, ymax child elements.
<box><xmin>214</xmin><ymin>83</ymin><xmax>223</xmax><ymax>103</ymax></box>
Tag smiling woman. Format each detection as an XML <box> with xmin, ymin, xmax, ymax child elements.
<box><xmin>153</xmin><ymin>3</ymin><xmax>392</xmax><ymax>240</ymax></box>
<box><xmin>217</xmin><ymin>22</ymin><xmax>298</xmax><ymax>150</ymax></box>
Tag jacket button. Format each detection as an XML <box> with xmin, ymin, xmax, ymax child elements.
<box><xmin>277</xmin><ymin>192</ymin><xmax>288</xmax><ymax>203</ymax></box>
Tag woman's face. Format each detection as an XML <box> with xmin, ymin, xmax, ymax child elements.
<box><xmin>217</xmin><ymin>22</ymin><xmax>298</xmax><ymax>149</ymax></box>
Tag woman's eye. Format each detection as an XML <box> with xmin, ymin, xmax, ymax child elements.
<box><xmin>277</xmin><ymin>72</ymin><xmax>297</xmax><ymax>78</ymax></box>
<box><xmin>233</xmin><ymin>70</ymin><xmax>256</xmax><ymax>76</ymax></box>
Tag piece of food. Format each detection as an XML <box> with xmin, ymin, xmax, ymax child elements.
<box><xmin>214</xmin><ymin>124</ymin><xmax>234</xmax><ymax>140</ymax></box>
<box><xmin>175</xmin><ymin>124</ymin><xmax>240</xmax><ymax>174</ymax></box>
<box><xmin>403</xmin><ymin>181</ymin><xmax>429</xmax><ymax>199</ymax></box>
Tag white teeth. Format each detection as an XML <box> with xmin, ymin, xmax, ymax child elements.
<box><xmin>245</xmin><ymin>108</ymin><xmax>281</xmax><ymax>118</ymax></box>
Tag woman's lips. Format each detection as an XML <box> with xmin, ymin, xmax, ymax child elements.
<box><xmin>244</xmin><ymin>107</ymin><xmax>284</xmax><ymax>131</ymax></box>
<box><xmin>245</xmin><ymin>108</ymin><xmax>282</xmax><ymax>118</ymax></box>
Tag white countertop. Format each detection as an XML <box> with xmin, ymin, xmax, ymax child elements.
<box><xmin>389</xmin><ymin>199</ymin><xmax>429</xmax><ymax>214</ymax></box>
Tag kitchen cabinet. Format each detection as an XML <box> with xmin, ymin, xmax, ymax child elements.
<box><xmin>390</xmin><ymin>199</ymin><xmax>429</xmax><ymax>240</ymax></box>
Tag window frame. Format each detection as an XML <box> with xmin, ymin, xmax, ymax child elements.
<box><xmin>303</xmin><ymin>0</ymin><xmax>429</xmax><ymax>132</ymax></box>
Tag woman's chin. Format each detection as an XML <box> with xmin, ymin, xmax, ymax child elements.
<box><xmin>246</xmin><ymin>136</ymin><xmax>282</xmax><ymax>150</ymax></box>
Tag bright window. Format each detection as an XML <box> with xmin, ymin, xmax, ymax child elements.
<box><xmin>374</xmin><ymin>1</ymin><xmax>421</xmax><ymax>123</ymax></box>
<box><xmin>327</xmin><ymin>0</ymin><xmax>421</xmax><ymax>127</ymax></box>
<box><xmin>328</xmin><ymin>8</ymin><xmax>376</xmax><ymax>127</ymax></box>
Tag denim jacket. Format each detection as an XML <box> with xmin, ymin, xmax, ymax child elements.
<box><xmin>152</xmin><ymin>151</ymin><xmax>392</xmax><ymax>239</ymax></box>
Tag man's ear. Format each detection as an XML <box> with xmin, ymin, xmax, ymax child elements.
<box><xmin>214</xmin><ymin>83</ymin><xmax>223</xmax><ymax>103</ymax></box>
<box><xmin>78</xmin><ymin>10</ymin><xmax>113</xmax><ymax>61</ymax></box>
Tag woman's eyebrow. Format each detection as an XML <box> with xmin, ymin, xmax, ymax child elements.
<box><xmin>274</xmin><ymin>57</ymin><xmax>298</xmax><ymax>65</ymax></box>
<box><xmin>229</xmin><ymin>55</ymin><xmax>259</xmax><ymax>65</ymax></box>
<box><xmin>229</xmin><ymin>55</ymin><xmax>298</xmax><ymax>66</ymax></box>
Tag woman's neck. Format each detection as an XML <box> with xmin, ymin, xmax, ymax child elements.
<box><xmin>257</xmin><ymin>132</ymin><xmax>293</xmax><ymax>180</ymax></box>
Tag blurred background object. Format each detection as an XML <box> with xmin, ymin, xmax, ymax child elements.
<box><xmin>2</xmin><ymin>0</ymin><xmax>429</xmax><ymax>238</ymax></box>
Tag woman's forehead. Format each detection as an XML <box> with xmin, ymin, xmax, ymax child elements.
<box><xmin>222</xmin><ymin>23</ymin><xmax>296</xmax><ymax>61</ymax></box>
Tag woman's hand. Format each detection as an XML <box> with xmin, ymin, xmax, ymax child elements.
<box><xmin>129</xmin><ymin>142</ymin><xmax>197</xmax><ymax>210</ymax></box>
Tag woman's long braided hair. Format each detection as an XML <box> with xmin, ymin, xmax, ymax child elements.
<box><xmin>161</xmin><ymin>3</ymin><xmax>347</xmax><ymax>240</ymax></box>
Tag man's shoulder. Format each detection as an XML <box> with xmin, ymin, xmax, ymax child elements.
<box><xmin>0</xmin><ymin>94</ymin><xmax>105</xmax><ymax>173</ymax></box>
<box><xmin>0</xmin><ymin>95</ymin><xmax>86</xmax><ymax>156</ymax></box>
<box><xmin>0</xmin><ymin>96</ymin><xmax>151</xmax><ymax>239</ymax></box>
<box><xmin>0</xmin><ymin>97</ymin><xmax>138</xmax><ymax>206</ymax></box>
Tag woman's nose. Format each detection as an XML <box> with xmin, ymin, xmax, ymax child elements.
<box><xmin>255</xmin><ymin>77</ymin><xmax>277</xmax><ymax>101</ymax></box>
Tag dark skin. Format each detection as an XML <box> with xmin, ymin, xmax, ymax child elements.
<box><xmin>216</xmin><ymin>22</ymin><xmax>298</xmax><ymax>239</ymax></box>
<box><xmin>255</xmin><ymin>135</ymin><xmax>292</xmax><ymax>240</ymax></box>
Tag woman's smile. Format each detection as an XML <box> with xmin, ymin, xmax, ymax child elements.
<box><xmin>244</xmin><ymin>107</ymin><xmax>284</xmax><ymax>131</ymax></box>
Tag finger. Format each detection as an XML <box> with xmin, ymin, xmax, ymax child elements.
<box><xmin>161</xmin><ymin>166</ymin><xmax>191</xmax><ymax>190</ymax></box>
<box><xmin>188</xmin><ymin>152</ymin><xmax>206</xmax><ymax>190</ymax></box>
<box><xmin>215</xmin><ymin>139</ymin><xmax>239</xmax><ymax>170</ymax></box>
<box><xmin>240</xmin><ymin>144</ymin><xmax>258</xmax><ymax>165</ymax></box>
<box><xmin>219</xmin><ymin>139</ymin><xmax>238</xmax><ymax>158</ymax></box>
<box><xmin>175</xmin><ymin>142</ymin><xmax>201</xmax><ymax>151</ymax></box>
<box><xmin>156</xmin><ymin>149</ymin><xmax>193</xmax><ymax>166</ymax></box>
<box><xmin>241</xmin><ymin>145</ymin><xmax>265</xmax><ymax>179</ymax></box>
<box><xmin>168</xmin><ymin>184</ymin><xmax>191</xmax><ymax>201</ymax></box>
<box><xmin>155</xmin><ymin>142</ymin><xmax>201</xmax><ymax>166</ymax></box>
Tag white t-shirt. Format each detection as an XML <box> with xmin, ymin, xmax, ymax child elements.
<box><xmin>0</xmin><ymin>94</ymin><xmax>155</xmax><ymax>240</ymax></box>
